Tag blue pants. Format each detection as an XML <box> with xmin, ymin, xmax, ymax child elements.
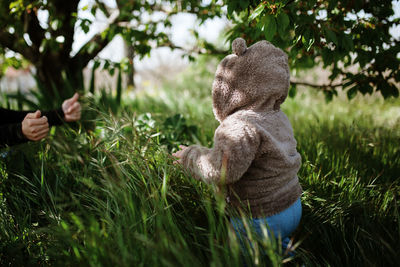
<box><xmin>230</xmin><ymin>198</ymin><xmax>302</xmax><ymax>255</ymax></box>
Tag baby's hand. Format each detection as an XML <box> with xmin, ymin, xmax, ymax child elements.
<box><xmin>172</xmin><ymin>145</ymin><xmax>187</xmax><ymax>165</ymax></box>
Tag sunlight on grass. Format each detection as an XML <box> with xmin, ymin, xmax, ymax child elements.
<box><xmin>1</xmin><ymin>60</ymin><xmax>399</xmax><ymax>266</ymax></box>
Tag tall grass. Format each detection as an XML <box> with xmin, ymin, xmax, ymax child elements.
<box><xmin>1</xmin><ymin>59</ymin><xmax>399</xmax><ymax>266</ymax></box>
<box><xmin>284</xmin><ymin>91</ymin><xmax>400</xmax><ymax>266</ymax></box>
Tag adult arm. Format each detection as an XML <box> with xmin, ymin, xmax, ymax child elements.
<box><xmin>0</xmin><ymin>107</ymin><xmax>64</xmax><ymax>126</ymax></box>
<box><xmin>0</xmin><ymin>93</ymin><xmax>80</xmax><ymax>148</ymax></box>
<box><xmin>0</xmin><ymin>108</ymin><xmax>29</xmax><ymax>126</ymax></box>
<box><xmin>0</xmin><ymin>108</ymin><xmax>64</xmax><ymax>148</ymax></box>
<box><xmin>0</xmin><ymin>122</ymin><xmax>27</xmax><ymax>147</ymax></box>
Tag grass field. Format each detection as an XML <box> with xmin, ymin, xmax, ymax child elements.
<box><xmin>1</xmin><ymin>60</ymin><xmax>399</xmax><ymax>266</ymax></box>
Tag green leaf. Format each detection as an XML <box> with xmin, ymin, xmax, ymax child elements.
<box><xmin>324</xmin><ymin>91</ymin><xmax>333</xmax><ymax>102</ymax></box>
<box><xmin>277</xmin><ymin>12</ymin><xmax>290</xmax><ymax>38</ymax></box>
<box><xmin>264</xmin><ymin>15</ymin><xmax>277</xmax><ymax>41</ymax></box>
<box><xmin>248</xmin><ymin>3</ymin><xmax>265</xmax><ymax>22</ymax></box>
<box><xmin>239</xmin><ymin>0</ymin><xmax>249</xmax><ymax>10</ymax></box>
<box><xmin>302</xmin><ymin>36</ymin><xmax>315</xmax><ymax>51</ymax></box>
<box><xmin>104</xmin><ymin>61</ymin><xmax>110</xmax><ymax>70</ymax></box>
<box><xmin>9</xmin><ymin>1</ymin><xmax>23</xmax><ymax>14</ymax></box>
<box><xmin>277</xmin><ymin>12</ymin><xmax>290</xmax><ymax>30</ymax></box>
<box><xmin>379</xmin><ymin>82</ymin><xmax>399</xmax><ymax>98</ymax></box>
<box><xmin>302</xmin><ymin>28</ymin><xmax>314</xmax><ymax>51</ymax></box>
<box><xmin>257</xmin><ymin>16</ymin><xmax>266</xmax><ymax>31</ymax></box>
<box><xmin>395</xmin><ymin>71</ymin><xmax>400</xmax><ymax>82</ymax></box>
<box><xmin>359</xmin><ymin>83</ymin><xmax>373</xmax><ymax>95</ymax></box>
<box><xmin>325</xmin><ymin>28</ymin><xmax>338</xmax><ymax>46</ymax></box>
<box><xmin>347</xmin><ymin>86</ymin><xmax>358</xmax><ymax>100</ymax></box>
<box><xmin>227</xmin><ymin>3</ymin><xmax>236</xmax><ymax>16</ymax></box>
<box><xmin>342</xmin><ymin>34</ymin><xmax>354</xmax><ymax>51</ymax></box>
<box><xmin>93</xmin><ymin>61</ymin><xmax>101</xmax><ymax>69</ymax></box>
<box><xmin>293</xmin><ymin>33</ymin><xmax>302</xmax><ymax>45</ymax></box>
<box><xmin>109</xmin><ymin>67</ymin><xmax>115</xmax><ymax>76</ymax></box>
<box><xmin>302</xmin><ymin>28</ymin><xmax>311</xmax><ymax>43</ymax></box>
<box><xmin>393</xmin><ymin>84</ymin><xmax>400</xmax><ymax>98</ymax></box>
<box><xmin>289</xmin><ymin>84</ymin><xmax>297</xmax><ymax>98</ymax></box>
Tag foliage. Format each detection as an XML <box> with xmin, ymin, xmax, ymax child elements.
<box><xmin>2</xmin><ymin>1</ymin><xmax>398</xmax><ymax>102</ymax></box>
<box><xmin>0</xmin><ymin>0</ymin><xmax>223</xmax><ymax>96</ymax></box>
<box><xmin>224</xmin><ymin>0</ymin><xmax>400</xmax><ymax>99</ymax></box>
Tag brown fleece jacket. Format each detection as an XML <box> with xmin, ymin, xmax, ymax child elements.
<box><xmin>181</xmin><ymin>38</ymin><xmax>302</xmax><ymax>217</ymax></box>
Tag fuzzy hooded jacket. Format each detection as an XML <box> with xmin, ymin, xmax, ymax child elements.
<box><xmin>181</xmin><ymin>38</ymin><xmax>302</xmax><ymax>218</ymax></box>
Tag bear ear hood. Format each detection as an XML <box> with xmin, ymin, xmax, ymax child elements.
<box><xmin>212</xmin><ymin>38</ymin><xmax>290</xmax><ymax>122</ymax></box>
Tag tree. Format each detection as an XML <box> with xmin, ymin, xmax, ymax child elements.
<box><xmin>0</xmin><ymin>0</ymin><xmax>223</xmax><ymax>99</ymax></box>
<box><xmin>224</xmin><ymin>0</ymin><xmax>400</xmax><ymax>99</ymax></box>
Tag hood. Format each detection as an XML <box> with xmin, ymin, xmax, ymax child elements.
<box><xmin>212</xmin><ymin>38</ymin><xmax>290</xmax><ymax>122</ymax></box>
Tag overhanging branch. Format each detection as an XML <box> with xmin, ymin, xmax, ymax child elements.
<box><xmin>75</xmin><ymin>33</ymin><xmax>111</xmax><ymax>67</ymax></box>
<box><xmin>95</xmin><ymin>0</ymin><xmax>111</xmax><ymax>17</ymax></box>
<box><xmin>290</xmin><ymin>80</ymin><xmax>344</xmax><ymax>91</ymax></box>
<box><xmin>24</xmin><ymin>11</ymin><xmax>45</xmax><ymax>48</ymax></box>
<box><xmin>158</xmin><ymin>41</ymin><xmax>226</xmax><ymax>56</ymax></box>
<box><xmin>73</xmin><ymin>10</ymin><xmax>121</xmax><ymax>67</ymax></box>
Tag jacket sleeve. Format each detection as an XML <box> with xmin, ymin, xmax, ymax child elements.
<box><xmin>0</xmin><ymin>108</ymin><xmax>65</xmax><ymax>148</ymax></box>
<box><xmin>0</xmin><ymin>108</ymin><xmax>29</xmax><ymax>125</ymax></box>
<box><xmin>181</xmin><ymin>120</ymin><xmax>260</xmax><ymax>184</ymax></box>
<box><xmin>42</xmin><ymin>108</ymin><xmax>65</xmax><ymax>126</ymax></box>
<box><xmin>0</xmin><ymin>123</ymin><xmax>28</xmax><ymax>147</ymax></box>
<box><xmin>0</xmin><ymin>108</ymin><xmax>64</xmax><ymax>127</ymax></box>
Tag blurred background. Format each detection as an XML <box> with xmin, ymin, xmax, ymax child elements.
<box><xmin>1</xmin><ymin>1</ymin><xmax>399</xmax><ymax>266</ymax></box>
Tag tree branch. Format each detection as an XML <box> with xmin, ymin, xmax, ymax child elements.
<box><xmin>290</xmin><ymin>80</ymin><xmax>344</xmax><ymax>91</ymax></box>
<box><xmin>284</xmin><ymin>0</ymin><xmax>296</xmax><ymax>7</ymax></box>
<box><xmin>147</xmin><ymin>2</ymin><xmax>221</xmax><ymax>20</ymax></box>
<box><xmin>24</xmin><ymin>10</ymin><xmax>45</xmax><ymax>48</ymax></box>
<box><xmin>74</xmin><ymin>1</ymin><xmax>223</xmax><ymax>68</ymax></box>
<box><xmin>73</xmin><ymin>10</ymin><xmax>121</xmax><ymax>67</ymax></box>
<box><xmin>158</xmin><ymin>41</ymin><xmax>226</xmax><ymax>56</ymax></box>
<box><xmin>53</xmin><ymin>0</ymin><xmax>80</xmax><ymax>61</ymax></box>
<box><xmin>74</xmin><ymin>33</ymin><xmax>110</xmax><ymax>68</ymax></box>
<box><xmin>95</xmin><ymin>0</ymin><xmax>111</xmax><ymax>17</ymax></box>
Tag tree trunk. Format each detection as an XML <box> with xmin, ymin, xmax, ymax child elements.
<box><xmin>125</xmin><ymin>41</ymin><xmax>135</xmax><ymax>89</ymax></box>
<box><xmin>34</xmin><ymin>54</ymin><xmax>84</xmax><ymax>107</ymax></box>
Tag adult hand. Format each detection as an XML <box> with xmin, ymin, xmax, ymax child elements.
<box><xmin>172</xmin><ymin>145</ymin><xmax>188</xmax><ymax>165</ymax></box>
<box><xmin>62</xmin><ymin>93</ymin><xmax>81</xmax><ymax>122</ymax></box>
<box><xmin>22</xmin><ymin>110</ymin><xmax>49</xmax><ymax>141</ymax></box>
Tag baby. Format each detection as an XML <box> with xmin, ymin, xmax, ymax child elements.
<box><xmin>173</xmin><ymin>38</ymin><xmax>302</xmax><ymax>254</ymax></box>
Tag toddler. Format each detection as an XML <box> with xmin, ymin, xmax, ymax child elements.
<box><xmin>173</xmin><ymin>38</ymin><xmax>302</xmax><ymax>255</ymax></box>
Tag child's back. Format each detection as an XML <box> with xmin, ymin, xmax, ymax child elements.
<box><xmin>174</xmin><ymin>37</ymin><xmax>302</xmax><ymax>255</ymax></box>
<box><xmin>224</xmin><ymin>109</ymin><xmax>301</xmax><ymax>217</ymax></box>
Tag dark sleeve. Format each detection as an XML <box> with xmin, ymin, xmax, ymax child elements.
<box><xmin>0</xmin><ymin>108</ymin><xmax>29</xmax><ymax>147</ymax></box>
<box><xmin>0</xmin><ymin>108</ymin><xmax>65</xmax><ymax>148</ymax></box>
<box><xmin>0</xmin><ymin>108</ymin><xmax>29</xmax><ymax>126</ymax></box>
<box><xmin>0</xmin><ymin>108</ymin><xmax>64</xmax><ymax>126</ymax></box>
<box><xmin>0</xmin><ymin>123</ymin><xmax>27</xmax><ymax>147</ymax></box>
<box><xmin>42</xmin><ymin>108</ymin><xmax>65</xmax><ymax>126</ymax></box>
